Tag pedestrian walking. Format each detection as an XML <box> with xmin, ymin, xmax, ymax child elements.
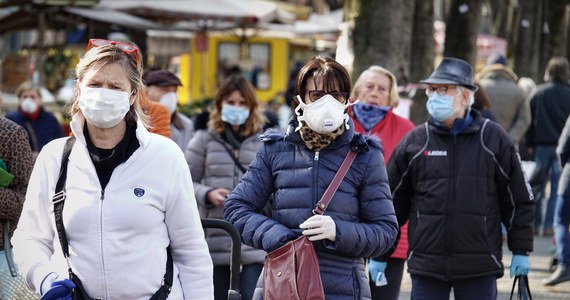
<box><xmin>11</xmin><ymin>38</ymin><xmax>213</xmax><ymax>300</ymax></box>
<box><xmin>185</xmin><ymin>74</ymin><xmax>267</xmax><ymax>300</ymax></box>
<box><xmin>543</xmin><ymin>114</ymin><xmax>570</xmax><ymax>286</ymax></box>
<box><xmin>348</xmin><ymin>65</ymin><xmax>415</xmax><ymax>300</ymax></box>
<box><xmin>525</xmin><ymin>56</ymin><xmax>570</xmax><ymax>236</ymax></box>
<box><xmin>388</xmin><ymin>57</ymin><xmax>534</xmax><ymax>300</ymax></box>
<box><xmin>144</xmin><ymin>70</ymin><xmax>194</xmax><ymax>150</ymax></box>
<box><xmin>6</xmin><ymin>81</ymin><xmax>64</xmax><ymax>158</ymax></box>
<box><xmin>224</xmin><ymin>56</ymin><xmax>398</xmax><ymax>299</ymax></box>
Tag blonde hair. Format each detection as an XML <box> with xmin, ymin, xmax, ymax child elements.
<box><xmin>352</xmin><ymin>66</ymin><xmax>400</xmax><ymax>107</ymax></box>
<box><xmin>209</xmin><ymin>74</ymin><xmax>266</xmax><ymax>137</ymax></box>
<box><xmin>16</xmin><ymin>81</ymin><xmax>41</xmax><ymax>99</ymax></box>
<box><xmin>70</xmin><ymin>44</ymin><xmax>149</xmax><ymax>127</ymax></box>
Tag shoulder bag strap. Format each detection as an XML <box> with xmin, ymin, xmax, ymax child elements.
<box><xmin>312</xmin><ymin>150</ymin><xmax>357</xmax><ymax>215</ymax></box>
<box><xmin>53</xmin><ymin>136</ymin><xmax>76</xmax><ymax>258</ymax></box>
<box><xmin>212</xmin><ymin>132</ymin><xmax>248</xmax><ymax>174</ymax></box>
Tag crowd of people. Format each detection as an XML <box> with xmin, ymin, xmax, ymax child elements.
<box><xmin>1</xmin><ymin>36</ymin><xmax>570</xmax><ymax>300</ymax></box>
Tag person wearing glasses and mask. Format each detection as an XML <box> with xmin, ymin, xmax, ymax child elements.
<box><xmin>348</xmin><ymin>66</ymin><xmax>414</xmax><ymax>300</ymax></box>
<box><xmin>11</xmin><ymin>39</ymin><xmax>214</xmax><ymax>300</ymax></box>
<box><xmin>6</xmin><ymin>81</ymin><xmax>64</xmax><ymax>158</ymax></box>
<box><xmin>387</xmin><ymin>57</ymin><xmax>534</xmax><ymax>300</ymax></box>
<box><xmin>185</xmin><ymin>74</ymin><xmax>267</xmax><ymax>300</ymax></box>
<box><xmin>224</xmin><ymin>56</ymin><xmax>398</xmax><ymax>299</ymax></box>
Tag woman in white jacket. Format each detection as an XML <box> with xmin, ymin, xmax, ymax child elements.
<box><xmin>11</xmin><ymin>39</ymin><xmax>214</xmax><ymax>300</ymax></box>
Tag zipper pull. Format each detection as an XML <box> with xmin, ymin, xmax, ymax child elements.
<box><xmin>314</xmin><ymin>151</ymin><xmax>320</xmax><ymax>161</ymax></box>
<box><xmin>100</xmin><ymin>190</ymin><xmax>105</xmax><ymax>201</ymax></box>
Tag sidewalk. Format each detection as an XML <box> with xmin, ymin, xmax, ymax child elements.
<box><xmin>397</xmin><ymin>235</ymin><xmax>570</xmax><ymax>299</ymax></box>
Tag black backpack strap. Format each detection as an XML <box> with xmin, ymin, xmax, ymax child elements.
<box><xmin>53</xmin><ymin>136</ymin><xmax>76</xmax><ymax>258</ymax></box>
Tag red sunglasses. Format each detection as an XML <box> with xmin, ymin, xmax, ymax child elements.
<box><xmin>86</xmin><ymin>38</ymin><xmax>141</xmax><ymax>66</ymax></box>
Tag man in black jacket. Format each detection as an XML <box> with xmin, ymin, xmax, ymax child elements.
<box><xmin>525</xmin><ymin>57</ymin><xmax>570</xmax><ymax>237</ymax></box>
<box><xmin>388</xmin><ymin>57</ymin><xmax>534</xmax><ymax>300</ymax></box>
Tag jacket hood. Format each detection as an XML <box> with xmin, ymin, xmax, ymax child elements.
<box><xmin>476</xmin><ymin>64</ymin><xmax>518</xmax><ymax>82</ymax></box>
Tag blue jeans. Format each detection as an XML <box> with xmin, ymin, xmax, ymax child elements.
<box><xmin>555</xmin><ymin>164</ymin><xmax>570</xmax><ymax>266</ymax></box>
<box><xmin>535</xmin><ymin>145</ymin><xmax>561</xmax><ymax>231</ymax></box>
<box><xmin>213</xmin><ymin>263</ymin><xmax>263</xmax><ymax>300</ymax></box>
<box><xmin>410</xmin><ymin>274</ymin><xmax>497</xmax><ymax>300</ymax></box>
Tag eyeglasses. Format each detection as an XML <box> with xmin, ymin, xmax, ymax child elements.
<box><xmin>306</xmin><ymin>90</ymin><xmax>348</xmax><ymax>102</ymax></box>
<box><xmin>86</xmin><ymin>38</ymin><xmax>141</xmax><ymax>66</ymax></box>
<box><xmin>425</xmin><ymin>86</ymin><xmax>457</xmax><ymax>96</ymax></box>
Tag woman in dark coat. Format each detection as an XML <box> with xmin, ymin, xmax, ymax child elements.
<box><xmin>224</xmin><ymin>56</ymin><xmax>398</xmax><ymax>299</ymax></box>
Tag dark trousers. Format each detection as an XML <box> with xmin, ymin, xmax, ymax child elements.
<box><xmin>213</xmin><ymin>263</ymin><xmax>263</xmax><ymax>300</ymax></box>
<box><xmin>369</xmin><ymin>258</ymin><xmax>405</xmax><ymax>300</ymax></box>
<box><xmin>410</xmin><ymin>274</ymin><xmax>497</xmax><ymax>300</ymax></box>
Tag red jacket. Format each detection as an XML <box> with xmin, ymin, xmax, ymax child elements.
<box><xmin>350</xmin><ymin>107</ymin><xmax>414</xmax><ymax>259</ymax></box>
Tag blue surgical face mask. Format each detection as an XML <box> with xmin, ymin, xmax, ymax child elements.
<box><xmin>426</xmin><ymin>94</ymin><xmax>456</xmax><ymax>122</ymax></box>
<box><xmin>221</xmin><ymin>104</ymin><xmax>250</xmax><ymax>126</ymax></box>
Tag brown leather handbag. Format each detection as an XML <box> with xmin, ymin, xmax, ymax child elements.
<box><xmin>263</xmin><ymin>149</ymin><xmax>357</xmax><ymax>300</ymax></box>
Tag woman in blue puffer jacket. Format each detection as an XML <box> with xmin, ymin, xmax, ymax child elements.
<box><xmin>224</xmin><ymin>56</ymin><xmax>398</xmax><ymax>299</ymax></box>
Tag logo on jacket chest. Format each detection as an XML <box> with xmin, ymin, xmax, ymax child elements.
<box><xmin>423</xmin><ymin>150</ymin><xmax>448</xmax><ymax>157</ymax></box>
<box><xmin>132</xmin><ymin>186</ymin><xmax>145</xmax><ymax>197</ymax></box>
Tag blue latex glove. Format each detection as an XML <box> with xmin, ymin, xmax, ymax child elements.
<box><xmin>368</xmin><ymin>259</ymin><xmax>387</xmax><ymax>283</ymax></box>
<box><xmin>510</xmin><ymin>255</ymin><xmax>530</xmax><ymax>278</ymax></box>
<box><xmin>40</xmin><ymin>279</ymin><xmax>75</xmax><ymax>300</ymax></box>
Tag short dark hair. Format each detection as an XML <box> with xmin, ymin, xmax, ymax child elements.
<box><xmin>293</xmin><ymin>56</ymin><xmax>351</xmax><ymax>110</ymax></box>
<box><xmin>546</xmin><ymin>56</ymin><xmax>570</xmax><ymax>82</ymax></box>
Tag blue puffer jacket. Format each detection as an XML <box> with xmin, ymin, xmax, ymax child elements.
<box><xmin>224</xmin><ymin>120</ymin><xmax>398</xmax><ymax>300</ymax></box>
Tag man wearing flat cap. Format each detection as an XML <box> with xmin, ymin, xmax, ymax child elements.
<box><xmin>385</xmin><ymin>57</ymin><xmax>534</xmax><ymax>299</ymax></box>
<box><xmin>144</xmin><ymin>70</ymin><xmax>194</xmax><ymax>150</ymax></box>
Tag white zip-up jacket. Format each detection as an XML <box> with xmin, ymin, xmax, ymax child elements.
<box><xmin>12</xmin><ymin>114</ymin><xmax>214</xmax><ymax>299</ymax></box>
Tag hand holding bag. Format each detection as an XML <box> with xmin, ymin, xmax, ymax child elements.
<box><xmin>510</xmin><ymin>275</ymin><xmax>532</xmax><ymax>300</ymax></box>
<box><xmin>263</xmin><ymin>149</ymin><xmax>357</xmax><ymax>300</ymax></box>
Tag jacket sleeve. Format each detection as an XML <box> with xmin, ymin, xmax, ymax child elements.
<box><xmin>557</xmin><ymin>116</ymin><xmax>570</xmax><ymax>166</ymax></box>
<box><xmin>224</xmin><ymin>144</ymin><xmax>297</xmax><ymax>253</ymax></box>
<box><xmin>524</xmin><ymin>94</ymin><xmax>537</xmax><ymax>149</ymax></box>
<box><xmin>508</xmin><ymin>90</ymin><xmax>531</xmax><ymax>145</ymax></box>
<box><xmin>374</xmin><ymin>135</ymin><xmax>416</xmax><ymax>261</ymax></box>
<box><xmin>0</xmin><ymin>124</ymin><xmax>34</xmax><ymax>222</ymax></box>
<box><xmin>185</xmin><ymin>130</ymin><xmax>212</xmax><ymax>207</ymax></box>
<box><xmin>329</xmin><ymin>148</ymin><xmax>398</xmax><ymax>258</ymax></box>
<box><xmin>494</xmin><ymin>126</ymin><xmax>534</xmax><ymax>254</ymax></box>
<box><xmin>146</xmin><ymin>100</ymin><xmax>172</xmax><ymax>138</ymax></box>
<box><xmin>11</xmin><ymin>140</ymin><xmax>63</xmax><ymax>293</ymax></box>
<box><xmin>165</xmin><ymin>147</ymin><xmax>214</xmax><ymax>299</ymax></box>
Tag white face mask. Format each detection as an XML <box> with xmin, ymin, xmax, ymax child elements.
<box><xmin>20</xmin><ymin>97</ymin><xmax>38</xmax><ymax>114</ymax></box>
<box><xmin>295</xmin><ymin>94</ymin><xmax>351</xmax><ymax>134</ymax></box>
<box><xmin>79</xmin><ymin>86</ymin><xmax>131</xmax><ymax>129</ymax></box>
<box><xmin>159</xmin><ymin>92</ymin><xmax>178</xmax><ymax>114</ymax></box>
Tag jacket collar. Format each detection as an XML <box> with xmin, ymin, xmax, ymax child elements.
<box><xmin>428</xmin><ymin>109</ymin><xmax>482</xmax><ymax>136</ymax></box>
<box><xmin>284</xmin><ymin>117</ymin><xmax>355</xmax><ymax>151</ymax></box>
<box><xmin>70</xmin><ymin>112</ymin><xmax>151</xmax><ymax>149</ymax></box>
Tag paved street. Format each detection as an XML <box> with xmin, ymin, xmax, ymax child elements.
<box><xmin>397</xmin><ymin>235</ymin><xmax>570</xmax><ymax>299</ymax></box>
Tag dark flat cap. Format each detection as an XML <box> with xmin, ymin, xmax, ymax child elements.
<box><xmin>144</xmin><ymin>70</ymin><xmax>182</xmax><ymax>87</ymax></box>
<box><xmin>420</xmin><ymin>57</ymin><xmax>478</xmax><ymax>91</ymax></box>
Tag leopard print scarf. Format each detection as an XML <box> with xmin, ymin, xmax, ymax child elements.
<box><xmin>298</xmin><ymin>124</ymin><xmax>345</xmax><ymax>151</ymax></box>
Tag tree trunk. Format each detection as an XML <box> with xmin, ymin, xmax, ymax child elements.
<box><xmin>443</xmin><ymin>0</ymin><xmax>482</xmax><ymax>66</ymax></box>
<box><xmin>539</xmin><ymin>0</ymin><xmax>568</xmax><ymax>78</ymax></box>
<box><xmin>512</xmin><ymin>0</ymin><xmax>543</xmax><ymax>81</ymax></box>
<box><xmin>352</xmin><ymin>0</ymin><xmax>414</xmax><ymax>83</ymax></box>
<box><xmin>409</xmin><ymin>0</ymin><xmax>434</xmax><ymax>125</ymax></box>
<box><xmin>490</xmin><ymin>0</ymin><xmax>512</xmax><ymax>39</ymax></box>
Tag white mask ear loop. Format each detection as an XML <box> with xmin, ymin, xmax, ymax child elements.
<box><xmin>294</xmin><ymin>95</ymin><xmax>307</xmax><ymax>132</ymax></box>
<box><xmin>343</xmin><ymin>99</ymin><xmax>358</xmax><ymax>130</ymax></box>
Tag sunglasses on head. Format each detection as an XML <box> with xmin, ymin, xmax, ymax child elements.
<box><xmin>86</xmin><ymin>38</ymin><xmax>141</xmax><ymax>66</ymax></box>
